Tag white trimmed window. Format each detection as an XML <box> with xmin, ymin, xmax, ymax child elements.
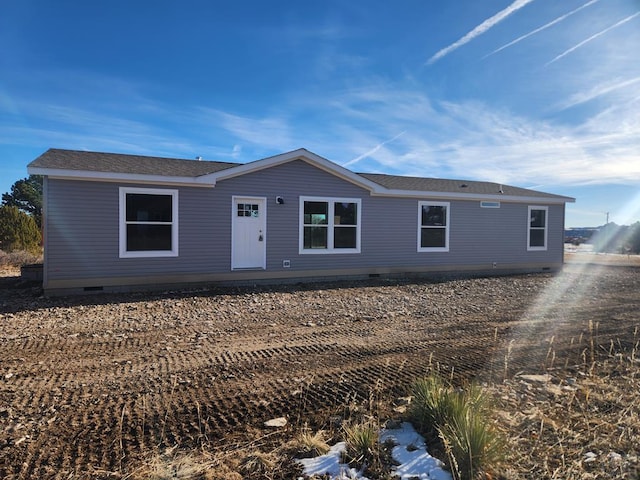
<box><xmin>418</xmin><ymin>201</ymin><xmax>450</xmax><ymax>252</ymax></box>
<box><xmin>528</xmin><ymin>206</ymin><xmax>548</xmax><ymax>251</ymax></box>
<box><xmin>299</xmin><ymin>197</ymin><xmax>361</xmax><ymax>254</ymax></box>
<box><xmin>119</xmin><ymin>187</ymin><xmax>179</xmax><ymax>258</ymax></box>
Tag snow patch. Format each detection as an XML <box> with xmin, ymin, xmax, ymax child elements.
<box><xmin>298</xmin><ymin>422</ymin><xmax>452</xmax><ymax>480</ymax></box>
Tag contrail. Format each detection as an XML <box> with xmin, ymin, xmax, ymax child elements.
<box><xmin>546</xmin><ymin>11</ymin><xmax>640</xmax><ymax>66</ymax></box>
<box><xmin>343</xmin><ymin>131</ymin><xmax>406</xmax><ymax>168</ymax></box>
<box><xmin>427</xmin><ymin>0</ymin><xmax>536</xmax><ymax>65</ymax></box>
<box><xmin>484</xmin><ymin>0</ymin><xmax>599</xmax><ymax>59</ymax></box>
<box><xmin>559</xmin><ymin>75</ymin><xmax>640</xmax><ymax>110</ymax></box>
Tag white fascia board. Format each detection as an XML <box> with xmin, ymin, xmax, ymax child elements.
<box><xmin>370</xmin><ymin>189</ymin><xmax>575</xmax><ymax>204</ymax></box>
<box><xmin>28</xmin><ymin>153</ymin><xmax>575</xmax><ymax>204</ymax></box>
<box><xmin>202</xmin><ymin>148</ymin><xmax>382</xmax><ymax>193</ymax></box>
<box><xmin>27</xmin><ymin>166</ymin><xmax>214</xmax><ymax>188</ymax></box>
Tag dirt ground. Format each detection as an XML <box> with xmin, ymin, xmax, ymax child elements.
<box><xmin>0</xmin><ymin>257</ymin><xmax>639</xmax><ymax>479</ymax></box>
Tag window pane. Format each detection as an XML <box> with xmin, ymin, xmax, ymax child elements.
<box><xmin>530</xmin><ymin>209</ymin><xmax>546</xmax><ymax>228</ymax></box>
<box><xmin>303</xmin><ymin>226</ymin><xmax>327</xmax><ymax>249</ymax></box>
<box><xmin>529</xmin><ymin>229</ymin><xmax>545</xmax><ymax>247</ymax></box>
<box><xmin>334</xmin><ymin>202</ymin><xmax>357</xmax><ymax>225</ymax></box>
<box><xmin>126</xmin><ymin>194</ymin><xmax>172</xmax><ymax>222</ymax></box>
<box><xmin>127</xmin><ymin>224</ymin><xmax>172</xmax><ymax>251</ymax></box>
<box><xmin>421</xmin><ymin>228</ymin><xmax>446</xmax><ymax>248</ymax></box>
<box><xmin>334</xmin><ymin>226</ymin><xmax>356</xmax><ymax>248</ymax></box>
<box><xmin>304</xmin><ymin>202</ymin><xmax>328</xmax><ymax>225</ymax></box>
<box><xmin>422</xmin><ymin>205</ymin><xmax>446</xmax><ymax>226</ymax></box>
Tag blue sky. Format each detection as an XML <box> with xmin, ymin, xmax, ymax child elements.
<box><xmin>2</xmin><ymin>0</ymin><xmax>640</xmax><ymax>228</ymax></box>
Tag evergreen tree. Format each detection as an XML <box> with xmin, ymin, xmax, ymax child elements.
<box><xmin>628</xmin><ymin>222</ymin><xmax>640</xmax><ymax>254</ymax></box>
<box><xmin>1</xmin><ymin>175</ymin><xmax>43</xmax><ymax>228</ymax></box>
<box><xmin>0</xmin><ymin>205</ymin><xmax>41</xmax><ymax>254</ymax></box>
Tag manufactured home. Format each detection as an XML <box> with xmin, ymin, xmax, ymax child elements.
<box><xmin>28</xmin><ymin>148</ymin><xmax>574</xmax><ymax>295</ymax></box>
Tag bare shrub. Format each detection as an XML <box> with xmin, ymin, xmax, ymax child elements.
<box><xmin>0</xmin><ymin>248</ymin><xmax>42</xmax><ymax>268</ymax></box>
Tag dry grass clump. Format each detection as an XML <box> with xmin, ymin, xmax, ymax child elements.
<box><xmin>125</xmin><ymin>448</ymin><xmax>235</xmax><ymax>480</ymax></box>
<box><xmin>438</xmin><ymin>405</ymin><xmax>505</xmax><ymax>480</ymax></box>
<box><xmin>489</xmin><ymin>345</ymin><xmax>640</xmax><ymax>479</ymax></box>
<box><xmin>409</xmin><ymin>373</ymin><xmax>453</xmax><ymax>436</ymax></box>
<box><xmin>128</xmin><ymin>444</ymin><xmax>301</xmax><ymax>480</ymax></box>
<box><xmin>238</xmin><ymin>450</ymin><xmax>278</xmax><ymax>479</ymax></box>
<box><xmin>342</xmin><ymin>418</ymin><xmax>380</xmax><ymax>466</ymax></box>
<box><xmin>289</xmin><ymin>426</ymin><xmax>331</xmax><ymax>458</ymax></box>
<box><xmin>409</xmin><ymin>373</ymin><xmax>505</xmax><ymax>480</ymax></box>
<box><xmin>341</xmin><ymin>417</ymin><xmax>396</xmax><ymax>479</ymax></box>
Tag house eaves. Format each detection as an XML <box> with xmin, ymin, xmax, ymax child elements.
<box><xmin>27</xmin><ymin>148</ymin><xmax>575</xmax><ymax>204</ymax></box>
<box><xmin>368</xmin><ymin>188</ymin><xmax>573</xmax><ymax>204</ymax></box>
<box><xmin>27</xmin><ymin>165</ymin><xmax>222</xmax><ymax>188</ymax></box>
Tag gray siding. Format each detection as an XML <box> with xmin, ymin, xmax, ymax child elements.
<box><xmin>44</xmin><ymin>160</ymin><xmax>565</xmax><ymax>289</ymax></box>
<box><xmin>45</xmin><ymin>180</ymin><xmax>230</xmax><ymax>281</ymax></box>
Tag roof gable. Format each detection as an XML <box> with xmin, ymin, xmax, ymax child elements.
<box><xmin>199</xmin><ymin>148</ymin><xmax>383</xmax><ymax>192</ymax></box>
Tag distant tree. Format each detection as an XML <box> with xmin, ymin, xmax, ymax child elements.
<box><xmin>0</xmin><ymin>205</ymin><xmax>42</xmax><ymax>254</ymax></box>
<box><xmin>627</xmin><ymin>222</ymin><xmax>640</xmax><ymax>254</ymax></box>
<box><xmin>1</xmin><ymin>175</ymin><xmax>43</xmax><ymax>228</ymax></box>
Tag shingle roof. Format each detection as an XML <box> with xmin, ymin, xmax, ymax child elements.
<box><xmin>29</xmin><ymin>149</ymin><xmax>240</xmax><ymax>176</ymax></box>
<box><xmin>28</xmin><ymin>148</ymin><xmax>573</xmax><ymax>201</ymax></box>
<box><xmin>357</xmin><ymin>173</ymin><xmax>568</xmax><ymax>200</ymax></box>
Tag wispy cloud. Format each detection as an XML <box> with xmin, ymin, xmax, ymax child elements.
<box><xmin>484</xmin><ymin>0</ymin><xmax>599</xmax><ymax>59</ymax></box>
<box><xmin>546</xmin><ymin>11</ymin><xmax>640</xmax><ymax>66</ymax></box>
<box><xmin>0</xmin><ymin>88</ymin><xmax>257</xmax><ymax>161</ymax></box>
<box><xmin>427</xmin><ymin>0</ymin><xmax>536</xmax><ymax>64</ymax></box>
<box><xmin>557</xmin><ymin>76</ymin><xmax>640</xmax><ymax>111</ymax></box>
<box><xmin>4</xmin><ymin>61</ymin><xmax>640</xmax><ymax>190</ymax></box>
<box><xmin>312</xmin><ymin>82</ymin><xmax>640</xmax><ymax>187</ymax></box>
<box><xmin>210</xmin><ymin>110</ymin><xmax>293</xmax><ymax>150</ymax></box>
<box><xmin>342</xmin><ymin>131</ymin><xmax>406</xmax><ymax>168</ymax></box>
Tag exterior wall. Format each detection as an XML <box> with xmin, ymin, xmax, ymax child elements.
<box><xmin>43</xmin><ymin>160</ymin><xmax>566</xmax><ymax>293</ymax></box>
<box><xmin>44</xmin><ymin>179</ymin><xmax>228</xmax><ymax>283</ymax></box>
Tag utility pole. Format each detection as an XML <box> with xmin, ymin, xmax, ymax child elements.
<box><xmin>605</xmin><ymin>211</ymin><xmax>610</xmax><ymax>253</ymax></box>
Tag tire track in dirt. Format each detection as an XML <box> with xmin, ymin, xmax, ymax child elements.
<box><xmin>5</xmin><ymin>342</ymin><xmax>460</xmax><ymax>477</ymax></box>
<box><xmin>1</xmin><ymin>267</ymin><xmax>639</xmax><ymax>478</ymax></box>
<box><xmin>4</xmin><ymin>315</ymin><xmax>513</xmax><ymax>477</ymax></box>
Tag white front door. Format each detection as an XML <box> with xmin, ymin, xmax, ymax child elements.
<box><xmin>232</xmin><ymin>197</ymin><xmax>266</xmax><ymax>270</ymax></box>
